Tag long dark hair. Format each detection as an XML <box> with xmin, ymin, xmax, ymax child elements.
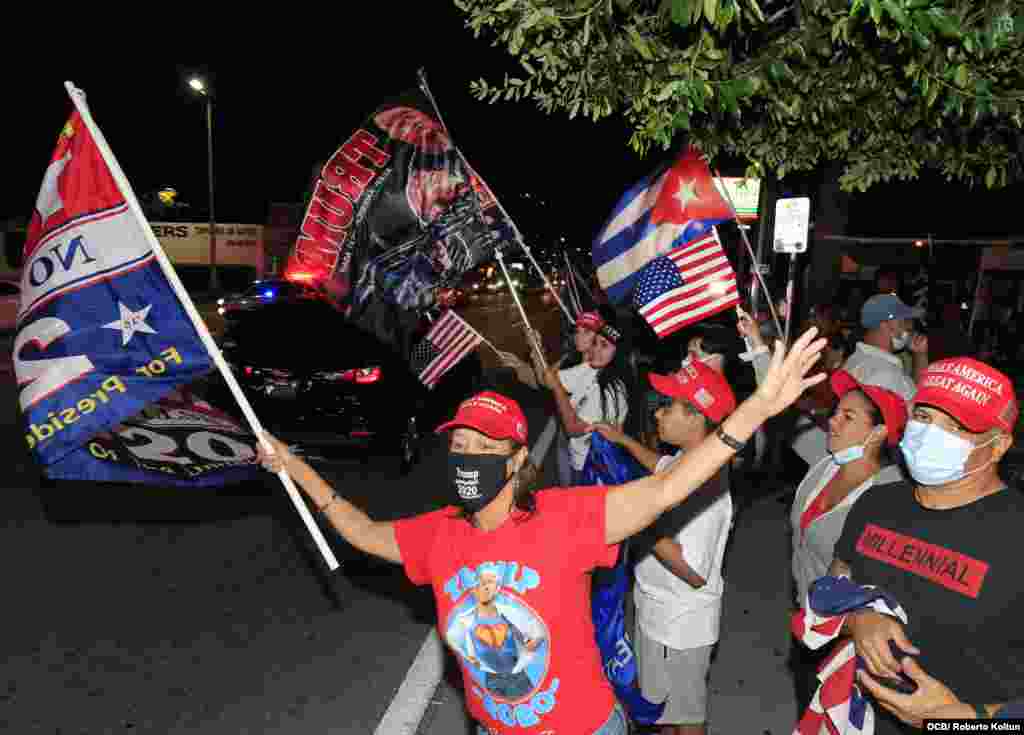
<box><xmin>594</xmin><ymin>306</ymin><xmax>642</xmax><ymax>438</ymax></box>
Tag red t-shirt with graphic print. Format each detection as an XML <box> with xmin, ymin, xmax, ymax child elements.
<box><xmin>394</xmin><ymin>486</ymin><xmax>620</xmax><ymax>735</ymax></box>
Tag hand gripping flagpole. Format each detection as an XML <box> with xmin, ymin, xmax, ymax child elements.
<box><xmin>65</xmin><ymin>82</ymin><xmax>340</xmax><ymax>572</ymax></box>
<box><xmin>416</xmin><ymin>70</ymin><xmax>575</xmax><ymax>332</ymax></box>
<box><xmin>712</xmin><ymin>169</ymin><xmax>784</xmax><ymax>339</ymax></box>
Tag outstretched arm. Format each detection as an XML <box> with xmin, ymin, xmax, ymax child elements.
<box><xmin>593</xmin><ymin>423</ymin><xmax>661</xmax><ymax>473</ymax></box>
<box><xmin>258</xmin><ymin>435</ymin><xmax>402</xmax><ymax>563</ymax></box>
<box><xmin>605</xmin><ymin>329</ymin><xmax>826</xmax><ymax>545</ymax></box>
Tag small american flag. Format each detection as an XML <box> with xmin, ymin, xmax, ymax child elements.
<box><xmin>633</xmin><ymin>229</ymin><xmax>739</xmax><ymax>338</ymax></box>
<box><xmin>410</xmin><ymin>310</ymin><xmax>484</xmax><ymax>389</ymax></box>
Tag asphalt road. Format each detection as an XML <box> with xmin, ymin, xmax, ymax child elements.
<box><xmin>1</xmin><ymin>294</ymin><xmax>567</xmax><ymax>735</ymax></box>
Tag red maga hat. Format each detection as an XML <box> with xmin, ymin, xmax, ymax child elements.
<box><xmin>648</xmin><ymin>358</ymin><xmax>737</xmax><ymax>424</ymax></box>
<box><xmin>830</xmin><ymin>369</ymin><xmax>908</xmax><ymax>446</ymax></box>
<box><xmin>435</xmin><ymin>391</ymin><xmax>529</xmax><ymax>443</ymax></box>
<box><xmin>914</xmin><ymin>357</ymin><xmax>1018</xmax><ymax>433</ymax></box>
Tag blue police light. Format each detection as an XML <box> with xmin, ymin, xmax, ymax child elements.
<box><xmin>263</xmin><ymin>289</ymin><xmax>276</xmax><ymax>299</ymax></box>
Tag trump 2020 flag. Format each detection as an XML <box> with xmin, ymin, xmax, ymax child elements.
<box><xmin>410</xmin><ymin>310</ymin><xmax>483</xmax><ymax>389</ymax></box>
<box><xmin>16</xmin><ymin>92</ymin><xmax>213</xmax><ymax>472</ymax></box>
<box><xmin>593</xmin><ymin>146</ymin><xmax>733</xmax><ymax>305</ymax></box>
<box><xmin>634</xmin><ymin>228</ymin><xmax>740</xmax><ymax>338</ymax></box>
<box><xmin>45</xmin><ymin>387</ymin><xmax>259</xmax><ymax>488</ymax></box>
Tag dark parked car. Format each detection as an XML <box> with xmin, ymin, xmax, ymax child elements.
<box><xmin>217</xmin><ymin>278</ymin><xmax>322</xmax><ymax>320</ymax></box>
<box><xmin>214</xmin><ymin>300</ymin><xmax>480</xmax><ymax>472</ymax></box>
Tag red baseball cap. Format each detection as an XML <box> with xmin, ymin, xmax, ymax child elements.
<box><xmin>575</xmin><ymin>311</ymin><xmax>605</xmax><ymax>333</ymax></box>
<box><xmin>435</xmin><ymin>391</ymin><xmax>529</xmax><ymax>443</ymax></box>
<box><xmin>648</xmin><ymin>358</ymin><xmax>737</xmax><ymax>423</ymax></box>
<box><xmin>830</xmin><ymin>369</ymin><xmax>908</xmax><ymax>446</ymax></box>
<box><xmin>914</xmin><ymin>357</ymin><xmax>1019</xmax><ymax>433</ymax></box>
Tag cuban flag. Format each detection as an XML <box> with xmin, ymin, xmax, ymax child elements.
<box><xmin>592</xmin><ymin>146</ymin><xmax>734</xmax><ymax>304</ymax></box>
<box><xmin>16</xmin><ymin>87</ymin><xmax>214</xmax><ymax>472</ymax></box>
<box><xmin>791</xmin><ymin>576</ymin><xmax>909</xmax><ymax>735</ymax></box>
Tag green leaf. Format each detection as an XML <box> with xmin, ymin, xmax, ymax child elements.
<box><xmin>928</xmin><ymin>8</ymin><xmax>959</xmax><ymax>37</ymax></box>
<box><xmin>704</xmin><ymin>0</ymin><xmax>718</xmax><ymax>24</ymax></box>
<box><xmin>954</xmin><ymin>64</ymin><xmax>968</xmax><ymax>87</ymax></box>
<box><xmin>882</xmin><ymin>0</ymin><xmax>909</xmax><ymax>28</ymax></box>
<box><xmin>986</xmin><ymin>166</ymin><xmax>997</xmax><ymax>189</ymax></box>
<box><xmin>869</xmin><ymin>0</ymin><xmax>882</xmax><ymax>24</ymax></box>
<box><xmin>746</xmin><ymin>0</ymin><xmax>764</xmax><ymax>22</ymax></box>
<box><xmin>628</xmin><ymin>27</ymin><xmax>654</xmax><ymax>60</ymax></box>
<box><xmin>495</xmin><ymin>0</ymin><xmax>518</xmax><ymax>11</ymax></box>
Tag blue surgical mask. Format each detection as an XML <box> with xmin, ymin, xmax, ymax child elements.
<box><xmin>830</xmin><ymin>428</ymin><xmax>881</xmax><ymax>466</ymax></box>
<box><xmin>831</xmin><ymin>444</ymin><xmax>865</xmax><ymax>465</ymax></box>
<box><xmin>899</xmin><ymin>420</ymin><xmax>996</xmax><ymax>486</ymax></box>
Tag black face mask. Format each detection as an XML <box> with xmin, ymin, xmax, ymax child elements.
<box><xmin>448</xmin><ymin>452</ymin><xmax>512</xmax><ymax>514</ymax></box>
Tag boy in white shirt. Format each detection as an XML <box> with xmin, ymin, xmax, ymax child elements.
<box><xmin>595</xmin><ymin>358</ymin><xmax>736</xmax><ymax>735</ymax></box>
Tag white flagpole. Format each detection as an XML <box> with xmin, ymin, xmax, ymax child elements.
<box><xmin>712</xmin><ymin>169</ymin><xmax>784</xmax><ymax>339</ymax></box>
<box><xmin>64</xmin><ymin>82</ymin><xmax>339</xmax><ymax>572</ymax></box>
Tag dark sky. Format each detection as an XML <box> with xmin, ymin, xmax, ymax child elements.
<box><xmin>6</xmin><ymin>5</ymin><xmax>1022</xmax><ymax>249</ymax></box>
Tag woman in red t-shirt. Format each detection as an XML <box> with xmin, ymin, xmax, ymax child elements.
<box><xmin>255</xmin><ymin>331</ymin><xmax>826</xmax><ymax>734</ymax></box>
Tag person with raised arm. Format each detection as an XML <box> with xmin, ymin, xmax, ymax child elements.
<box><xmin>257</xmin><ymin>329</ymin><xmax>825</xmax><ymax>735</ymax></box>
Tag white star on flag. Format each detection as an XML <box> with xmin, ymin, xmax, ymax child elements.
<box><xmin>104</xmin><ymin>302</ymin><xmax>158</xmax><ymax>346</ymax></box>
<box><xmin>673</xmin><ymin>179</ymin><xmax>698</xmax><ymax>211</ymax></box>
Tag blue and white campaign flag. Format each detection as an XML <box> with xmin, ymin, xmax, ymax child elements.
<box><xmin>592</xmin><ymin>147</ymin><xmax>733</xmax><ymax>304</ymax></box>
<box><xmin>16</xmin><ymin>96</ymin><xmax>214</xmax><ymax>471</ymax></box>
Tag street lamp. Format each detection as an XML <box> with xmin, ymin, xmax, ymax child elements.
<box><xmin>188</xmin><ymin>75</ymin><xmax>219</xmax><ymax>293</ymax></box>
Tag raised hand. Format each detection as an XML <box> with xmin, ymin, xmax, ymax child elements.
<box><xmin>750</xmin><ymin>327</ymin><xmax>827</xmax><ymax>418</ymax></box>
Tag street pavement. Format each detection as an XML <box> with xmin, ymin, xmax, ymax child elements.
<box><xmin>1</xmin><ymin>293</ymin><xmax>808</xmax><ymax>735</ymax></box>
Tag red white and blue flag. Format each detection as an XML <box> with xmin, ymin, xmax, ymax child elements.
<box><xmin>593</xmin><ymin>146</ymin><xmax>734</xmax><ymax>304</ymax></box>
<box><xmin>410</xmin><ymin>310</ymin><xmax>483</xmax><ymax>389</ymax></box>
<box><xmin>791</xmin><ymin>576</ymin><xmax>909</xmax><ymax>735</ymax></box>
<box><xmin>14</xmin><ymin>88</ymin><xmax>243</xmax><ymax>484</ymax></box>
<box><xmin>634</xmin><ymin>227</ymin><xmax>739</xmax><ymax>338</ymax></box>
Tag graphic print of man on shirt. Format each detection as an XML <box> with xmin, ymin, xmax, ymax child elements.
<box><xmin>446</xmin><ymin>567</ymin><xmax>547</xmax><ymax>701</ymax></box>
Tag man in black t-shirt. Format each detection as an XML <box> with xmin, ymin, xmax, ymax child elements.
<box><xmin>829</xmin><ymin>356</ymin><xmax>1022</xmax><ymax>729</ymax></box>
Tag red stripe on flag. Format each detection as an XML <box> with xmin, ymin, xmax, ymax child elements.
<box><xmin>422</xmin><ymin>331</ymin><xmax>481</xmax><ymax>387</ymax></box>
<box><xmin>644</xmin><ymin>286</ymin><xmax>739</xmax><ymax>337</ymax></box>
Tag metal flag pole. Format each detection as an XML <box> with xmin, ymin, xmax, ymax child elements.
<box><xmin>713</xmin><ymin>168</ymin><xmax>784</xmax><ymax>339</ymax></box>
<box><xmin>416</xmin><ymin>69</ymin><xmax>575</xmax><ymax>326</ymax></box>
<box><xmin>65</xmin><ymin>82</ymin><xmax>339</xmax><ymax>572</ymax></box>
<box><xmin>495</xmin><ymin>248</ymin><xmax>548</xmax><ymax>364</ymax></box>
<box><xmin>783</xmin><ymin>253</ymin><xmax>798</xmax><ymax>346</ymax></box>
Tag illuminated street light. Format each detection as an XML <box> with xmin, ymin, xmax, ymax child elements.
<box><xmin>187</xmin><ymin>74</ymin><xmax>219</xmax><ymax>292</ymax></box>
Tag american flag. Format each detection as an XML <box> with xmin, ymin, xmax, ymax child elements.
<box><xmin>410</xmin><ymin>310</ymin><xmax>484</xmax><ymax>389</ymax></box>
<box><xmin>633</xmin><ymin>228</ymin><xmax>739</xmax><ymax>338</ymax></box>
<box><xmin>791</xmin><ymin>576</ymin><xmax>909</xmax><ymax>735</ymax></box>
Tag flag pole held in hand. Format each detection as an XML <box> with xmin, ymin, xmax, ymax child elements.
<box><xmin>63</xmin><ymin>82</ymin><xmax>339</xmax><ymax>572</ymax></box>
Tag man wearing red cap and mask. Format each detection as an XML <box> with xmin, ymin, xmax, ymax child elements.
<box><xmin>828</xmin><ymin>357</ymin><xmax>1024</xmax><ymax>729</ymax></box>
<box><xmin>596</xmin><ymin>359</ymin><xmax>736</xmax><ymax>735</ymax></box>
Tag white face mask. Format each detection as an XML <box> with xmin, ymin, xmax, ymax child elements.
<box><xmin>891</xmin><ymin>331</ymin><xmax>910</xmax><ymax>351</ymax></box>
<box><xmin>899</xmin><ymin>420</ymin><xmax>997</xmax><ymax>486</ymax></box>
<box><xmin>831</xmin><ymin>428</ymin><xmax>883</xmax><ymax>466</ymax></box>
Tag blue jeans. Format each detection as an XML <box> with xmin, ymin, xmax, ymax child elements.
<box><xmin>476</xmin><ymin>703</ymin><xmax>627</xmax><ymax>735</ymax></box>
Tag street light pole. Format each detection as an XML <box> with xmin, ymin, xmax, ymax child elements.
<box><xmin>189</xmin><ymin>76</ymin><xmax>218</xmax><ymax>294</ymax></box>
<box><xmin>204</xmin><ymin>94</ymin><xmax>218</xmax><ymax>293</ymax></box>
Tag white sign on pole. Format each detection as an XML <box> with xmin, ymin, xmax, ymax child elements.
<box><xmin>773</xmin><ymin>197</ymin><xmax>811</xmax><ymax>254</ymax></box>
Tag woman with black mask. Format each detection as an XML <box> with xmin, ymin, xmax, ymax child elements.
<box><xmin>256</xmin><ymin>329</ymin><xmax>826</xmax><ymax>735</ymax></box>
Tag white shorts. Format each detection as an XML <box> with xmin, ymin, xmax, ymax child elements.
<box><xmin>635</xmin><ymin>623</ymin><xmax>714</xmax><ymax>725</ymax></box>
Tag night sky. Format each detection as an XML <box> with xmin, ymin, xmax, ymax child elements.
<box><xmin>6</xmin><ymin>5</ymin><xmax>1022</xmax><ymax>256</ymax></box>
